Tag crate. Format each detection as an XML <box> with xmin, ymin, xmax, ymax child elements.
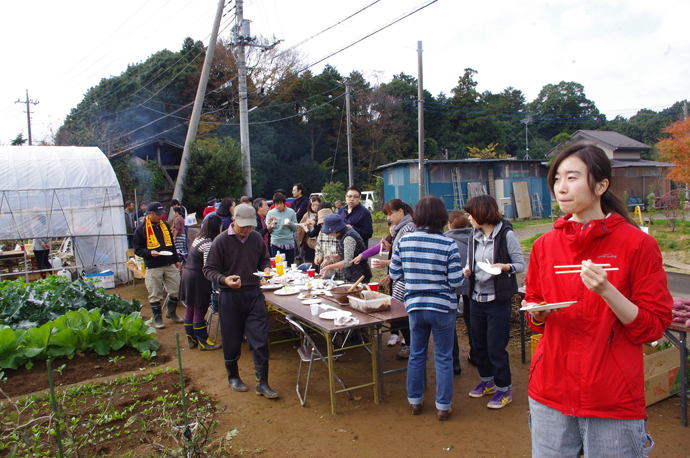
<box><xmin>530</xmin><ymin>334</ymin><xmax>543</xmax><ymax>359</ymax></box>
<box><xmin>643</xmin><ymin>343</ymin><xmax>681</xmax><ymax>406</ymax></box>
<box><xmin>84</xmin><ymin>271</ymin><xmax>115</xmax><ymax>289</ymax></box>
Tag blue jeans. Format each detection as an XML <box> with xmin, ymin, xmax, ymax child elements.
<box><xmin>528</xmin><ymin>397</ymin><xmax>653</xmax><ymax>457</ymax></box>
<box><xmin>470</xmin><ymin>297</ymin><xmax>512</xmax><ymax>389</ymax></box>
<box><xmin>407</xmin><ymin>309</ymin><xmax>456</xmax><ymax>410</ymax></box>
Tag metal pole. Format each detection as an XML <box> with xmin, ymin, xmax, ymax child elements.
<box><xmin>346</xmin><ymin>81</ymin><xmax>353</xmax><ymax>187</ymax></box>
<box><xmin>26</xmin><ymin>90</ymin><xmax>33</xmax><ymax>146</ymax></box>
<box><xmin>237</xmin><ymin>0</ymin><xmax>253</xmax><ymax>196</ymax></box>
<box><xmin>417</xmin><ymin>41</ymin><xmax>425</xmax><ymax>200</ymax></box>
<box><xmin>173</xmin><ymin>0</ymin><xmax>226</xmax><ymax>202</ymax></box>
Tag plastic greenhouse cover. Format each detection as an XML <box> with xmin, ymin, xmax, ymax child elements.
<box><xmin>0</xmin><ymin>146</ymin><xmax>128</xmax><ymax>282</ymax></box>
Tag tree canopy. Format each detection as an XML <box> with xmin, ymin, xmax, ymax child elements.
<box><xmin>51</xmin><ymin>37</ymin><xmax>688</xmax><ymax>203</ymax></box>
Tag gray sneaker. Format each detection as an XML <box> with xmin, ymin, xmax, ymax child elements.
<box><xmin>396</xmin><ymin>345</ymin><xmax>410</xmax><ymax>360</ymax></box>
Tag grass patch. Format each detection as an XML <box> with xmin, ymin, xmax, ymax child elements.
<box><xmin>511</xmin><ymin>218</ymin><xmax>553</xmax><ymax>230</ymax></box>
<box><xmin>520</xmin><ymin>233</ymin><xmax>545</xmax><ymax>252</ymax></box>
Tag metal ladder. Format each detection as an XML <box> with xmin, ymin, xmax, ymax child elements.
<box><xmin>531</xmin><ymin>193</ymin><xmax>544</xmax><ymax>218</ymax></box>
<box><xmin>451</xmin><ymin>167</ymin><xmax>465</xmax><ymax>209</ymax></box>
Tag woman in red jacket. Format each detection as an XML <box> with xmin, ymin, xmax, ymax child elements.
<box><xmin>524</xmin><ymin>144</ymin><xmax>672</xmax><ymax>457</ymax></box>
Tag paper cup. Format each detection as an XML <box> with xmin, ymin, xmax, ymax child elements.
<box><xmin>310</xmin><ymin>304</ymin><xmax>320</xmax><ymax>315</ymax></box>
<box><xmin>368</xmin><ymin>282</ymin><xmax>379</xmax><ymax>292</ymax></box>
<box><xmin>270</xmin><ymin>257</ymin><xmax>276</xmax><ymax>268</ymax></box>
<box><xmin>307</xmin><ymin>269</ymin><xmax>316</xmax><ymax>278</ymax></box>
<box><xmin>291</xmin><ymin>263</ymin><xmax>297</xmax><ymax>270</ymax></box>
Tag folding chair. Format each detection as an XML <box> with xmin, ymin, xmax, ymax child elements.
<box><xmin>206</xmin><ymin>284</ymin><xmax>220</xmax><ymax>342</ymax></box>
<box><xmin>285</xmin><ymin>315</ymin><xmax>352</xmax><ymax>406</ymax></box>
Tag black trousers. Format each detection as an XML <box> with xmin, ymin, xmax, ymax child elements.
<box><xmin>33</xmin><ymin>250</ymin><xmax>52</xmax><ymax>278</ymax></box>
<box><xmin>218</xmin><ymin>288</ymin><xmax>269</xmax><ymax>366</ymax></box>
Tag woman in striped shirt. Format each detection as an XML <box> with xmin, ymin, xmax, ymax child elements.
<box><xmin>389</xmin><ymin>196</ymin><xmax>464</xmax><ymax>421</ymax></box>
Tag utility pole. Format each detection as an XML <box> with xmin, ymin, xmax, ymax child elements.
<box><xmin>231</xmin><ymin>0</ymin><xmax>281</xmax><ymax>196</ymax></box>
<box><xmin>15</xmin><ymin>90</ymin><xmax>39</xmax><ymax>145</ymax></box>
<box><xmin>236</xmin><ymin>0</ymin><xmax>253</xmax><ymax>196</ymax></box>
<box><xmin>522</xmin><ymin>115</ymin><xmax>532</xmax><ymax>160</ymax></box>
<box><xmin>345</xmin><ymin>80</ymin><xmax>353</xmax><ymax>187</ymax></box>
<box><xmin>417</xmin><ymin>41</ymin><xmax>425</xmax><ymax>200</ymax></box>
<box><xmin>173</xmin><ymin>0</ymin><xmax>226</xmax><ymax>202</ymax></box>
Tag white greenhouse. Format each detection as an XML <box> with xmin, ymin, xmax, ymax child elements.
<box><xmin>0</xmin><ymin>146</ymin><xmax>128</xmax><ymax>283</ymax></box>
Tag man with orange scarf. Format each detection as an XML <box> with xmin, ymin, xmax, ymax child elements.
<box><xmin>133</xmin><ymin>202</ymin><xmax>183</xmax><ymax>328</ymax></box>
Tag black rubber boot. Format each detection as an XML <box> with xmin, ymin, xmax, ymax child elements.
<box><xmin>184</xmin><ymin>319</ymin><xmax>198</xmax><ymax>348</ymax></box>
<box><xmin>194</xmin><ymin>321</ymin><xmax>221</xmax><ymax>351</ymax></box>
<box><xmin>254</xmin><ymin>364</ymin><xmax>279</xmax><ymax>399</ymax></box>
<box><xmin>150</xmin><ymin>302</ymin><xmax>165</xmax><ymax>329</ymax></box>
<box><xmin>225</xmin><ymin>361</ymin><xmax>248</xmax><ymax>392</ymax></box>
<box><xmin>165</xmin><ymin>297</ymin><xmax>184</xmax><ymax>323</ymax></box>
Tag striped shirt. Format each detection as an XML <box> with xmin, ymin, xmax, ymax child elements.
<box><xmin>389</xmin><ymin>230</ymin><xmax>464</xmax><ymax>313</ymax></box>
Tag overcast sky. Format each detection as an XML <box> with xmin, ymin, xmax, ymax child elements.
<box><xmin>1</xmin><ymin>0</ymin><xmax>688</xmax><ymax>146</ymax></box>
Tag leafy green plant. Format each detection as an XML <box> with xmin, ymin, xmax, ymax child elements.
<box><xmin>0</xmin><ymin>276</ymin><xmax>140</xmax><ymax>330</ymax></box>
<box><xmin>0</xmin><ymin>309</ymin><xmax>160</xmax><ymax>370</ymax></box>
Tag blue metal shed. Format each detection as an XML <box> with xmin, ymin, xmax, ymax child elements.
<box><xmin>377</xmin><ymin>158</ymin><xmax>552</xmax><ymax>218</ymax></box>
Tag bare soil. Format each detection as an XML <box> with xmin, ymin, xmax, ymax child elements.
<box><xmin>4</xmin><ymin>282</ymin><xmax>689</xmax><ymax>457</ymax></box>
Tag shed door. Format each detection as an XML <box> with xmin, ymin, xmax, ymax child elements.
<box><xmin>512</xmin><ymin>181</ymin><xmax>532</xmax><ymax>218</ymax></box>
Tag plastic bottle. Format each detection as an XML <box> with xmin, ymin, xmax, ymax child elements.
<box><xmin>57</xmin><ymin>269</ymin><xmax>71</xmax><ymax>280</ymax></box>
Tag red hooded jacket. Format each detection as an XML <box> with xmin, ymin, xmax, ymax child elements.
<box><xmin>526</xmin><ymin>213</ymin><xmax>672</xmax><ymax>420</ymax></box>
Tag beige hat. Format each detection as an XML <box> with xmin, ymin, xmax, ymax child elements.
<box><xmin>317</xmin><ymin>208</ymin><xmax>333</xmax><ymax>225</ymax></box>
<box><xmin>233</xmin><ymin>204</ymin><xmax>257</xmax><ymax>227</ymax></box>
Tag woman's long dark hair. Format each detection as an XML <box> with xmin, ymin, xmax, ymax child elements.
<box><xmin>548</xmin><ymin>143</ymin><xmax>637</xmax><ymax>226</ymax></box>
<box><xmin>216</xmin><ymin>197</ymin><xmax>235</xmax><ymax>217</ymax></box>
<box><xmin>198</xmin><ymin>215</ymin><xmax>223</xmax><ymax>241</ymax></box>
<box><xmin>383</xmin><ymin>198</ymin><xmax>414</xmax><ymax>217</ymax></box>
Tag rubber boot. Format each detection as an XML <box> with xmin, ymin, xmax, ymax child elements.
<box><xmin>225</xmin><ymin>361</ymin><xmax>248</xmax><ymax>392</ymax></box>
<box><xmin>150</xmin><ymin>302</ymin><xmax>165</xmax><ymax>329</ymax></box>
<box><xmin>194</xmin><ymin>321</ymin><xmax>221</xmax><ymax>351</ymax></box>
<box><xmin>165</xmin><ymin>297</ymin><xmax>184</xmax><ymax>323</ymax></box>
<box><xmin>184</xmin><ymin>319</ymin><xmax>198</xmax><ymax>349</ymax></box>
<box><xmin>254</xmin><ymin>364</ymin><xmax>279</xmax><ymax>399</ymax></box>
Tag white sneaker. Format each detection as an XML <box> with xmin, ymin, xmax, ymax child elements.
<box><xmin>387</xmin><ymin>334</ymin><xmax>401</xmax><ymax>346</ymax></box>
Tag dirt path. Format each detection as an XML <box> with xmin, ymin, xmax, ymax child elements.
<box><xmin>99</xmin><ymin>284</ymin><xmax>688</xmax><ymax>457</ymax></box>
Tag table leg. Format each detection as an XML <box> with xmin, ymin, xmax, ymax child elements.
<box><xmin>520</xmin><ymin>310</ymin><xmax>526</xmax><ymax>364</ymax></box>
<box><xmin>326</xmin><ymin>332</ymin><xmax>337</xmax><ymax>415</ymax></box>
<box><xmin>371</xmin><ymin>327</ymin><xmax>380</xmax><ymax>404</ymax></box>
<box><xmin>664</xmin><ymin>328</ymin><xmax>688</xmax><ymax>427</ymax></box>
<box><xmin>679</xmin><ymin>330</ymin><xmax>687</xmax><ymax>427</ymax></box>
<box><xmin>377</xmin><ymin>328</ymin><xmax>384</xmax><ymax>401</ymax></box>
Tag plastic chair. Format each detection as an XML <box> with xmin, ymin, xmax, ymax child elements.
<box><xmin>285</xmin><ymin>314</ymin><xmax>352</xmax><ymax>406</ymax></box>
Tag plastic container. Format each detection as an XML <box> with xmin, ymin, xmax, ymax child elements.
<box><xmin>50</xmin><ymin>257</ymin><xmax>62</xmax><ymax>270</ymax></box>
<box><xmin>85</xmin><ymin>271</ymin><xmax>115</xmax><ymax>289</ymax></box>
<box><xmin>57</xmin><ymin>269</ymin><xmax>71</xmax><ymax>280</ymax></box>
<box><xmin>348</xmin><ymin>291</ymin><xmax>392</xmax><ymax>313</ymax></box>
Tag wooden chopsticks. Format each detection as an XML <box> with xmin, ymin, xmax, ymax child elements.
<box><xmin>554</xmin><ymin>263</ymin><xmax>618</xmax><ymax>274</ymax></box>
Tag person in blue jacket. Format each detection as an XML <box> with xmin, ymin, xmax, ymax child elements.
<box><xmin>342</xmin><ymin>185</ymin><xmax>373</xmax><ymax>247</ymax></box>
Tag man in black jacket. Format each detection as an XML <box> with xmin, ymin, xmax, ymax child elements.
<box><xmin>203</xmin><ymin>204</ymin><xmax>279</xmax><ymax>399</ymax></box>
<box><xmin>133</xmin><ymin>202</ymin><xmax>183</xmax><ymax>328</ymax></box>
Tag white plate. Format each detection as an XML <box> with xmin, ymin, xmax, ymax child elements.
<box><xmin>260</xmin><ymin>284</ymin><xmax>283</xmax><ymax>290</ymax></box>
<box><xmin>253</xmin><ymin>272</ymin><xmax>274</xmax><ymax>278</ymax></box>
<box><xmin>520</xmin><ymin>301</ymin><xmax>577</xmax><ymax>312</ymax></box>
<box><xmin>158</xmin><ymin>251</ymin><xmax>173</xmax><ymax>256</ymax></box>
<box><xmin>311</xmin><ymin>289</ymin><xmax>326</xmax><ymax>295</ymax></box>
<box><xmin>274</xmin><ymin>288</ymin><xmax>300</xmax><ymax>296</ymax></box>
<box><xmin>302</xmin><ymin>299</ymin><xmax>322</xmax><ymax>305</ymax></box>
<box><xmin>298</xmin><ymin>293</ymin><xmax>319</xmax><ymax>300</ymax></box>
<box><xmin>319</xmin><ymin>310</ymin><xmax>353</xmax><ymax>320</ymax></box>
<box><xmin>333</xmin><ymin>280</ymin><xmax>344</xmax><ymax>285</ymax></box>
<box><xmin>477</xmin><ymin>261</ymin><xmax>501</xmax><ymax>275</ymax></box>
